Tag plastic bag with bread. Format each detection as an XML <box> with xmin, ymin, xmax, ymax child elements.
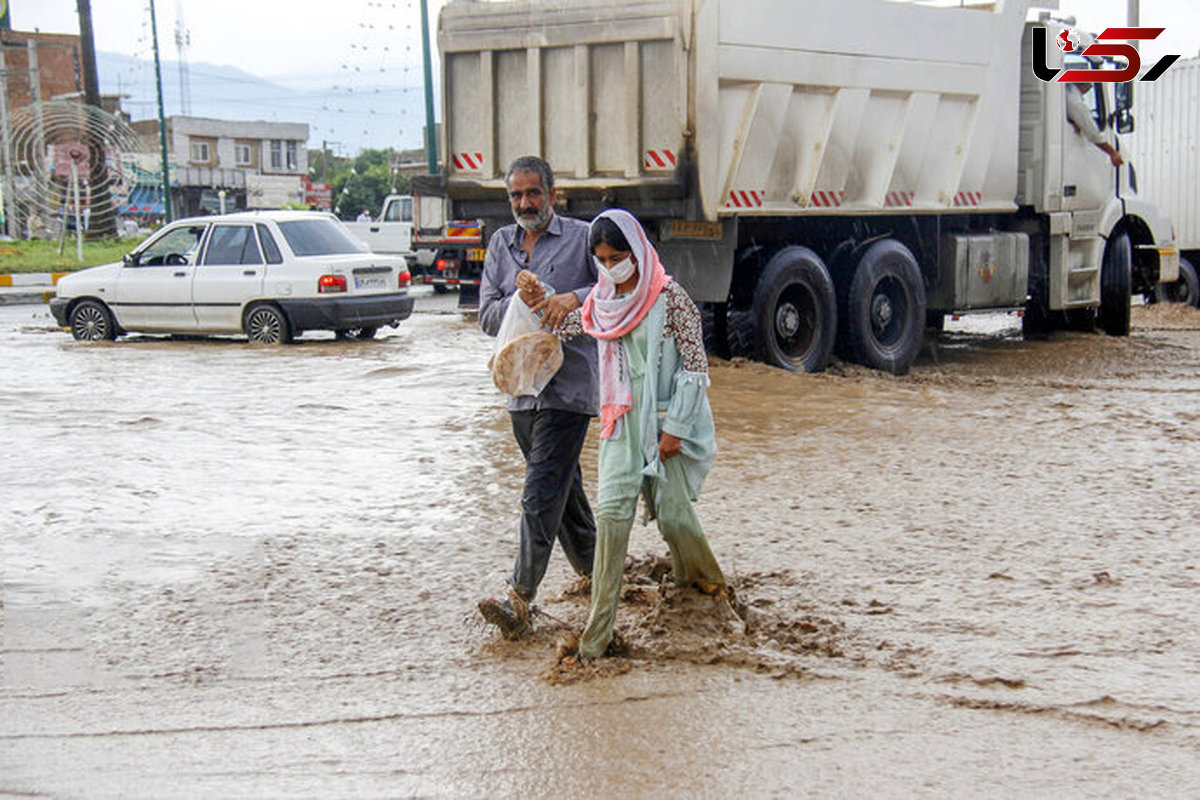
<box><xmin>488</xmin><ymin>288</ymin><xmax>564</xmax><ymax>397</ymax></box>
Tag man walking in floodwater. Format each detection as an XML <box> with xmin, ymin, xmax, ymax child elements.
<box><xmin>476</xmin><ymin>155</ymin><xmax>599</xmax><ymax>639</ymax></box>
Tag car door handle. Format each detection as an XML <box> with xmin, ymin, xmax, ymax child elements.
<box><xmin>243</xmin><ymin>270</ymin><xmax>257</xmax><ymax>276</ymax></box>
<box><xmin>174</xmin><ymin>271</ymin><xmax>187</xmax><ymax>277</ymax></box>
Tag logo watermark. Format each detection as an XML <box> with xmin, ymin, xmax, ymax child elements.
<box><xmin>1033</xmin><ymin>26</ymin><xmax>1180</xmax><ymax>82</ymax></box>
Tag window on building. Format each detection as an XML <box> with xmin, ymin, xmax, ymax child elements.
<box><xmin>270</xmin><ymin>140</ymin><xmax>283</xmax><ymax>171</ymax></box>
<box><xmin>286</xmin><ymin>141</ymin><xmax>298</xmax><ymax>172</ymax></box>
<box><xmin>189</xmin><ymin>140</ymin><xmax>211</xmax><ymax>163</ymax></box>
<box><xmin>235</xmin><ymin>143</ymin><xmax>253</xmax><ymax>166</ymax></box>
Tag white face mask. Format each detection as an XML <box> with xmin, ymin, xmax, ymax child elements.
<box><xmin>596</xmin><ymin>255</ymin><xmax>637</xmax><ymax>285</ymax></box>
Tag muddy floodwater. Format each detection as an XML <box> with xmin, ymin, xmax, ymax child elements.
<box><xmin>3</xmin><ymin>291</ymin><xmax>1200</xmax><ymax>797</ymax></box>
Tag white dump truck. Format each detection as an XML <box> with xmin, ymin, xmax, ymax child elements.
<box><xmin>1127</xmin><ymin>55</ymin><xmax>1200</xmax><ymax>307</ymax></box>
<box><xmin>414</xmin><ymin>0</ymin><xmax>1178</xmax><ymax>373</ymax></box>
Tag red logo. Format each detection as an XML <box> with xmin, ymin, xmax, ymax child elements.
<box><xmin>1033</xmin><ymin>27</ymin><xmax>1180</xmax><ymax>83</ymax></box>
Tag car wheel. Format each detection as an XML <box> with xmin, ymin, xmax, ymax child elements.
<box><xmin>69</xmin><ymin>299</ymin><xmax>117</xmax><ymax>341</ymax></box>
<box><xmin>244</xmin><ymin>304</ymin><xmax>292</xmax><ymax>344</ymax></box>
<box><xmin>335</xmin><ymin>327</ymin><xmax>377</xmax><ymax>341</ymax></box>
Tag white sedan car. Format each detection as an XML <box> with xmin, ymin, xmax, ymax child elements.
<box><xmin>50</xmin><ymin>210</ymin><xmax>414</xmax><ymax>343</ymax></box>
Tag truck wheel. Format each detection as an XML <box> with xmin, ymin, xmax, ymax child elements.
<box><xmin>433</xmin><ymin>283</ymin><xmax>449</xmax><ymax>295</ymax></box>
<box><xmin>700</xmin><ymin>303</ymin><xmax>730</xmax><ymax>359</ymax></box>
<box><xmin>1157</xmin><ymin>256</ymin><xmax>1200</xmax><ymax>307</ymax></box>
<box><xmin>751</xmin><ymin>247</ymin><xmax>836</xmax><ymax>372</ymax></box>
<box><xmin>1099</xmin><ymin>233</ymin><xmax>1132</xmax><ymax>337</ymax></box>
<box><xmin>845</xmin><ymin>239</ymin><xmax>926</xmax><ymax>375</ymax></box>
<box><xmin>726</xmin><ymin>307</ymin><xmax>756</xmax><ymax>359</ymax></box>
<box><xmin>69</xmin><ymin>299</ymin><xmax>117</xmax><ymax>341</ymax></box>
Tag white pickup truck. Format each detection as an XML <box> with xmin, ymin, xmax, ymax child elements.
<box><xmin>343</xmin><ymin>195</ymin><xmax>417</xmax><ymax>259</ymax></box>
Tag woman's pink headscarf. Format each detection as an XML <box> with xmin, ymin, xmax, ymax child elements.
<box><xmin>581</xmin><ymin>209</ymin><xmax>670</xmax><ymax>439</ymax></box>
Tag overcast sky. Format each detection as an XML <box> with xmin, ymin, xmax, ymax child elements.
<box><xmin>9</xmin><ymin>0</ymin><xmax>449</xmax><ymax>83</ymax></box>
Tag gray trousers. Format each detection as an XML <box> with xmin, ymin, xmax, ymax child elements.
<box><xmin>508</xmin><ymin>409</ymin><xmax>596</xmax><ymax>600</ymax></box>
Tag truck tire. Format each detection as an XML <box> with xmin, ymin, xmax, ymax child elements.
<box><xmin>1099</xmin><ymin>233</ymin><xmax>1132</xmax><ymax>337</ymax></box>
<box><xmin>844</xmin><ymin>239</ymin><xmax>926</xmax><ymax>375</ymax></box>
<box><xmin>700</xmin><ymin>302</ymin><xmax>730</xmax><ymax>359</ymax></box>
<box><xmin>1157</xmin><ymin>256</ymin><xmax>1200</xmax><ymax>307</ymax></box>
<box><xmin>750</xmin><ymin>247</ymin><xmax>836</xmax><ymax>372</ymax></box>
<box><xmin>727</xmin><ymin>307</ymin><xmax>756</xmax><ymax>359</ymax></box>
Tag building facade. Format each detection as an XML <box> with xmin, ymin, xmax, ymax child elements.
<box><xmin>131</xmin><ymin>116</ymin><xmax>309</xmax><ymax>217</ymax></box>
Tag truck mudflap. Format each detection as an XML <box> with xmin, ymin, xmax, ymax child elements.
<box><xmin>1140</xmin><ymin>244</ymin><xmax>1180</xmax><ymax>285</ymax></box>
<box><xmin>276</xmin><ymin>293</ymin><xmax>415</xmax><ymax>331</ymax></box>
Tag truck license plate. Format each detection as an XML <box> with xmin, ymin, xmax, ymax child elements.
<box><xmin>466</xmin><ymin>248</ymin><xmax>487</xmax><ymax>262</ymax></box>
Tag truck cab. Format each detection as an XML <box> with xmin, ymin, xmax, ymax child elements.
<box><xmin>1019</xmin><ymin>17</ymin><xmax>1178</xmax><ymax>334</ymax></box>
<box><xmin>342</xmin><ymin>194</ymin><xmax>416</xmax><ymax>263</ymax></box>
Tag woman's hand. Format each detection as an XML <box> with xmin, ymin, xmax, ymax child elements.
<box><xmin>536</xmin><ymin>292</ymin><xmax>580</xmax><ymax>330</ymax></box>
<box><xmin>658</xmin><ymin>432</ymin><xmax>682</xmax><ymax>461</ymax></box>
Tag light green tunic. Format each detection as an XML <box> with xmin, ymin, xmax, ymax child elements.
<box><xmin>580</xmin><ymin>292</ymin><xmax>724</xmax><ymax>659</ymax></box>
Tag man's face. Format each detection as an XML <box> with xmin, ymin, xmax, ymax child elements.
<box><xmin>508</xmin><ymin>170</ymin><xmax>556</xmax><ymax>233</ymax></box>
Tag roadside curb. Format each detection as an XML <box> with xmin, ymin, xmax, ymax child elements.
<box><xmin>0</xmin><ymin>273</ymin><xmax>64</xmax><ymax>305</ymax></box>
<box><xmin>0</xmin><ymin>272</ymin><xmax>69</xmax><ymax>287</ymax></box>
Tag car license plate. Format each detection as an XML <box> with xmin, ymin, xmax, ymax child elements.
<box><xmin>466</xmin><ymin>248</ymin><xmax>486</xmax><ymax>262</ymax></box>
<box><xmin>354</xmin><ymin>275</ymin><xmax>388</xmax><ymax>290</ymax></box>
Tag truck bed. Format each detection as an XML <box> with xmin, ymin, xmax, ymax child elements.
<box><xmin>438</xmin><ymin>0</ymin><xmax>1036</xmax><ymax>220</ymax></box>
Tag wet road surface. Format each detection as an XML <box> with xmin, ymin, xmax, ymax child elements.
<box><xmin>3</xmin><ymin>291</ymin><xmax>1200</xmax><ymax>797</ymax></box>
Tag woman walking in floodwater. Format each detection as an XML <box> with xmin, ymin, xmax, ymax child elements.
<box><xmin>518</xmin><ymin>208</ymin><xmax>725</xmax><ymax>661</ymax></box>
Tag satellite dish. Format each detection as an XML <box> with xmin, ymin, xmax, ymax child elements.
<box><xmin>4</xmin><ymin>100</ymin><xmax>158</xmax><ymax>253</ymax></box>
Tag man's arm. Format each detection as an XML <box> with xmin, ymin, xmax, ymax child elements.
<box><xmin>478</xmin><ymin>236</ymin><xmax>511</xmax><ymax>337</ymax></box>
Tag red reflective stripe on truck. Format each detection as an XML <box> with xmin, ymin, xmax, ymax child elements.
<box><xmin>725</xmin><ymin>190</ymin><xmax>763</xmax><ymax>209</ymax></box>
<box><xmin>643</xmin><ymin>149</ymin><xmax>677</xmax><ymax>169</ymax></box>
<box><xmin>452</xmin><ymin>152</ymin><xmax>484</xmax><ymax>171</ymax></box>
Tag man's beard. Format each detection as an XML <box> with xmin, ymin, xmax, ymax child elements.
<box><xmin>513</xmin><ymin>204</ymin><xmax>552</xmax><ymax>233</ymax></box>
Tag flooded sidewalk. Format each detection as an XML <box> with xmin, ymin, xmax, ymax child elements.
<box><xmin>3</xmin><ymin>297</ymin><xmax>1200</xmax><ymax>797</ymax></box>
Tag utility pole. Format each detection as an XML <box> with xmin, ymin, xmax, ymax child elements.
<box><xmin>0</xmin><ymin>40</ymin><xmax>13</xmax><ymax>239</ymax></box>
<box><xmin>419</xmin><ymin>0</ymin><xmax>438</xmax><ymax>175</ymax></box>
<box><xmin>76</xmin><ymin>0</ymin><xmax>116</xmax><ymax>236</ymax></box>
<box><xmin>76</xmin><ymin>0</ymin><xmax>101</xmax><ymax>105</ymax></box>
<box><xmin>149</xmin><ymin>0</ymin><xmax>172</xmax><ymax>221</ymax></box>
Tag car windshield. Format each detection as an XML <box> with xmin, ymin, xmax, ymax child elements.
<box><xmin>277</xmin><ymin>219</ymin><xmax>367</xmax><ymax>256</ymax></box>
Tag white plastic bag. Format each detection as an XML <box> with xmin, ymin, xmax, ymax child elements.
<box><xmin>488</xmin><ymin>292</ymin><xmax>564</xmax><ymax>397</ymax></box>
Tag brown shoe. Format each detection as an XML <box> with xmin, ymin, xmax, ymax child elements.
<box><xmin>478</xmin><ymin>589</ymin><xmax>531</xmax><ymax>640</ymax></box>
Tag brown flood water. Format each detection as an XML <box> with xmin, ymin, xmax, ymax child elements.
<box><xmin>3</xmin><ymin>294</ymin><xmax>1200</xmax><ymax>797</ymax></box>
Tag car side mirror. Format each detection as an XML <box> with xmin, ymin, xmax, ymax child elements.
<box><xmin>1115</xmin><ymin>108</ymin><xmax>1135</xmax><ymax>135</ymax></box>
<box><xmin>1115</xmin><ymin>80</ymin><xmax>1133</xmax><ymax>111</ymax></box>
<box><xmin>123</xmin><ymin>252</ymin><xmax>140</xmax><ymax>267</ymax></box>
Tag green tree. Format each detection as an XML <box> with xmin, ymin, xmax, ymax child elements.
<box><xmin>325</xmin><ymin>148</ymin><xmax>410</xmax><ymax>220</ymax></box>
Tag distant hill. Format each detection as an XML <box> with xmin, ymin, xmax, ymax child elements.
<box><xmin>97</xmin><ymin>51</ymin><xmax>432</xmax><ymax>155</ymax></box>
